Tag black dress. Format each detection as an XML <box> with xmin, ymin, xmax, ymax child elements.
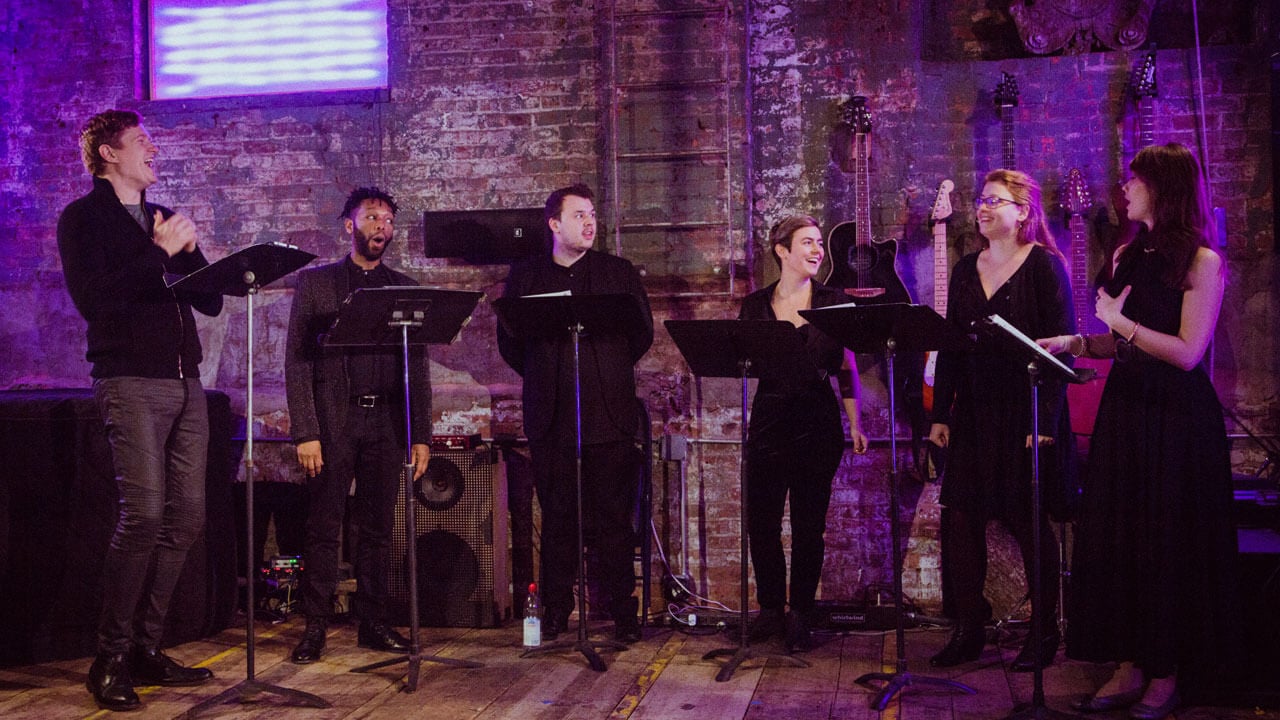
<box><xmin>931</xmin><ymin>245</ymin><xmax>1075</xmax><ymax>624</ymax></box>
<box><xmin>739</xmin><ymin>281</ymin><xmax>848</xmax><ymax>617</ymax></box>
<box><xmin>1066</xmin><ymin>239</ymin><xmax>1240</xmax><ymax>695</ymax></box>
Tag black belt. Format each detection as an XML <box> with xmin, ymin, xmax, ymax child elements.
<box><xmin>352</xmin><ymin>394</ymin><xmax>387</xmax><ymax>408</ymax></box>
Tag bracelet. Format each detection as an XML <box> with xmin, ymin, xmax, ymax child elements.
<box><xmin>1126</xmin><ymin>321</ymin><xmax>1141</xmax><ymax>344</ymax></box>
<box><xmin>1069</xmin><ymin>334</ymin><xmax>1086</xmax><ymax>358</ymax></box>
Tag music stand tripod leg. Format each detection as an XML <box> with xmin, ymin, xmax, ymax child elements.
<box><xmin>350</xmin><ymin>323</ymin><xmax>482</xmax><ymax>691</ymax></box>
<box><xmin>853</xmin><ymin>341</ymin><xmax>974</xmax><ymax>707</ymax></box>
<box><xmin>1001</xmin><ymin>363</ymin><xmax>1075</xmax><ymax>720</ymax></box>
<box><xmin>519</xmin><ymin>324</ymin><xmax>626</xmax><ymax>673</ymax></box>
<box><xmin>184</xmin><ymin>288</ymin><xmax>331</xmax><ymax>718</ymax></box>
<box><xmin>701</xmin><ymin>361</ymin><xmax>809</xmax><ymax>681</ymax></box>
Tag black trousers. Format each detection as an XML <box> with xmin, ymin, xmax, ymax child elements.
<box><xmin>299</xmin><ymin>404</ymin><xmax>402</xmax><ymax>625</ymax></box>
<box><xmin>530</xmin><ymin>439</ymin><xmax>640</xmax><ymax>623</ymax></box>
<box><xmin>745</xmin><ymin>432</ymin><xmax>843</xmax><ymax>617</ymax></box>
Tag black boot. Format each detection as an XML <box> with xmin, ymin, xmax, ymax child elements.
<box><xmin>784</xmin><ymin>610</ymin><xmax>812</xmax><ymax>653</ymax></box>
<box><xmin>929</xmin><ymin>621</ymin><xmax>986</xmax><ymax>667</ymax></box>
<box><xmin>1010</xmin><ymin>631</ymin><xmax>1059</xmax><ymax>672</ymax></box>
<box><xmin>290</xmin><ymin>622</ymin><xmax>327</xmax><ymax>664</ymax></box>
<box><xmin>356</xmin><ymin>622</ymin><xmax>411</xmax><ymax>653</ymax></box>
<box><xmin>748</xmin><ymin>607</ymin><xmax>785</xmax><ymax>644</ymax></box>
<box><xmin>87</xmin><ymin>652</ymin><xmax>140</xmax><ymax>711</ymax></box>
<box><xmin>611</xmin><ymin>596</ymin><xmax>641</xmax><ymax>644</ymax></box>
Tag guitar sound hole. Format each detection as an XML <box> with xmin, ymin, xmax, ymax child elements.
<box><xmin>848</xmin><ymin>246</ymin><xmax>877</xmax><ymax>272</ymax></box>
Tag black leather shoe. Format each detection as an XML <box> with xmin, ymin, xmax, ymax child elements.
<box><xmin>1009</xmin><ymin>632</ymin><xmax>1059</xmax><ymax>672</ymax></box>
<box><xmin>784</xmin><ymin>611</ymin><xmax>812</xmax><ymax>653</ymax></box>
<box><xmin>87</xmin><ymin>652</ymin><xmax>141</xmax><ymax>711</ymax></box>
<box><xmin>614</xmin><ymin>618</ymin><xmax>642</xmax><ymax>644</ymax></box>
<box><xmin>929</xmin><ymin>621</ymin><xmax>985</xmax><ymax>667</ymax></box>
<box><xmin>357</xmin><ymin>622</ymin><xmax>411</xmax><ymax>653</ymax></box>
<box><xmin>542</xmin><ymin>612</ymin><xmax>569</xmax><ymax>641</ymax></box>
<box><xmin>748</xmin><ymin>607</ymin><xmax>785</xmax><ymax>644</ymax></box>
<box><xmin>130</xmin><ymin>647</ymin><xmax>213</xmax><ymax>686</ymax></box>
<box><xmin>290</xmin><ymin>624</ymin><xmax>327</xmax><ymax>664</ymax></box>
<box><xmin>1071</xmin><ymin>686</ymin><xmax>1145</xmax><ymax>713</ymax></box>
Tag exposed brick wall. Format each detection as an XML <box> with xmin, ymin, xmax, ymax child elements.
<box><xmin>2</xmin><ymin>0</ymin><xmax>1275</xmax><ymax>623</ymax></box>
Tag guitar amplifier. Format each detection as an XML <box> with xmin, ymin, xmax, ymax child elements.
<box><xmin>389</xmin><ymin>439</ymin><xmax>511</xmax><ymax>627</ymax></box>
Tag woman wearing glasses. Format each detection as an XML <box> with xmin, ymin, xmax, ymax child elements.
<box><xmin>927</xmin><ymin>169</ymin><xmax>1075</xmax><ymax>671</ymax></box>
<box><xmin>1038</xmin><ymin>143</ymin><xmax>1239</xmax><ymax>719</ymax></box>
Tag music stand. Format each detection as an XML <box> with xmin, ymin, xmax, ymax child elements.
<box><xmin>169</xmin><ymin>243</ymin><xmax>332</xmax><ymax>717</ymax></box>
<box><xmin>664</xmin><ymin>319</ymin><xmax>815</xmax><ymax>682</ymax></box>
<box><xmin>799</xmin><ymin>303</ymin><xmax>977</xmax><ymax>709</ymax></box>
<box><xmin>493</xmin><ymin>293</ymin><xmax>648</xmax><ymax>673</ymax></box>
<box><xmin>324</xmin><ymin>287</ymin><xmax>485</xmax><ymax>691</ymax></box>
<box><xmin>984</xmin><ymin>314</ymin><xmax>1092</xmax><ymax>720</ymax></box>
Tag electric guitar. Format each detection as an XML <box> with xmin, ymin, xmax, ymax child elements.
<box><xmin>825</xmin><ymin>96</ymin><xmax>911</xmax><ymax>304</ymax></box>
<box><xmin>1111</xmin><ymin>51</ymin><xmax>1158</xmax><ymax>253</ymax></box>
<box><xmin>1063</xmin><ymin>168</ymin><xmax>1108</xmax><ymax>444</ymax></box>
<box><xmin>995</xmin><ymin>72</ymin><xmax>1019</xmax><ymax>169</ymax></box>
<box><xmin>920</xmin><ymin>179</ymin><xmax>955</xmax><ymax>415</ymax></box>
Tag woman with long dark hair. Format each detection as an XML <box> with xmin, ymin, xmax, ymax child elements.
<box><xmin>1039</xmin><ymin>143</ymin><xmax>1240</xmax><ymax>719</ymax></box>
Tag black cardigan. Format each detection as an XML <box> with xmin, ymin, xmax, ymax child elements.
<box><xmin>57</xmin><ymin>176</ymin><xmax>222</xmax><ymax>379</ymax></box>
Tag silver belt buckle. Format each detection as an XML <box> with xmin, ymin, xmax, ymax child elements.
<box><xmin>356</xmin><ymin>395</ymin><xmax>378</xmax><ymax>408</ymax></box>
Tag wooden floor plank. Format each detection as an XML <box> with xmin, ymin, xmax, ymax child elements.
<box><xmin>3</xmin><ymin>614</ymin><xmax>1278</xmax><ymax>719</ymax></box>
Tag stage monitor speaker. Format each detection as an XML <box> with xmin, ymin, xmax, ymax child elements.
<box><xmin>423</xmin><ymin>207</ymin><xmax>546</xmax><ymax>263</ymax></box>
<box><xmin>389</xmin><ymin>439</ymin><xmax>511</xmax><ymax>628</ymax></box>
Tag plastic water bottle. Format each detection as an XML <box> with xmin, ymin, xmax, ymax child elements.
<box><xmin>523</xmin><ymin>583</ymin><xmax>541</xmax><ymax>648</ymax></box>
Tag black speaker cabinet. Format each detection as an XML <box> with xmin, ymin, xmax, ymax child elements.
<box><xmin>389</xmin><ymin>440</ymin><xmax>511</xmax><ymax>628</ymax></box>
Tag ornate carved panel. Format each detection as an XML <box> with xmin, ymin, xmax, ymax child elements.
<box><xmin>1009</xmin><ymin>0</ymin><xmax>1159</xmax><ymax>54</ymax></box>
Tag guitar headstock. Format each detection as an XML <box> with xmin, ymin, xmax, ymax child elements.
<box><xmin>1131</xmin><ymin>50</ymin><xmax>1158</xmax><ymax>99</ymax></box>
<box><xmin>995</xmin><ymin>72</ymin><xmax>1019</xmax><ymax>108</ymax></box>
<box><xmin>1064</xmin><ymin>168</ymin><xmax>1093</xmax><ymax>216</ymax></box>
<box><xmin>843</xmin><ymin>96</ymin><xmax>872</xmax><ymax>134</ymax></box>
<box><xmin>931</xmin><ymin>179</ymin><xmax>955</xmax><ymax>223</ymax></box>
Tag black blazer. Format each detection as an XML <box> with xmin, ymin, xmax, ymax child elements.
<box><xmin>285</xmin><ymin>258</ymin><xmax>432</xmax><ymax>446</ymax></box>
<box><xmin>497</xmin><ymin>250</ymin><xmax>653</xmax><ymax>445</ymax></box>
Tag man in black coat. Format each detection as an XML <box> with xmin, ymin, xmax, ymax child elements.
<box><xmin>58</xmin><ymin>109</ymin><xmax>222</xmax><ymax>711</ymax></box>
<box><xmin>285</xmin><ymin>187</ymin><xmax>431</xmax><ymax>664</ymax></box>
<box><xmin>497</xmin><ymin>184</ymin><xmax>653</xmax><ymax>643</ymax></box>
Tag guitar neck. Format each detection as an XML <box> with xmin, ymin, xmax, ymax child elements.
<box><xmin>1000</xmin><ymin>104</ymin><xmax>1016</xmax><ymax>169</ymax></box>
<box><xmin>1136</xmin><ymin>96</ymin><xmax>1155</xmax><ymax>150</ymax></box>
<box><xmin>933</xmin><ymin>222</ymin><xmax>948</xmax><ymax>317</ymax></box>
<box><xmin>854</xmin><ymin>130</ymin><xmax>872</xmax><ymax>286</ymax></box>
<box><xmin>1069</xmin><ymin>215</ymin><xmax>1090</xmax><ymax>333</ymax></box>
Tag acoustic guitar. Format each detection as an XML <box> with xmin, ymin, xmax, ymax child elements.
<box><xmin>825</xmin><ymin>96</ymin><xmax>911</xmax><ymax>304</ymax></box>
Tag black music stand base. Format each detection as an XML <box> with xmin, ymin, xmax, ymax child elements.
<box><xmin>855</xmin><ymin>670</ymin><xmax>978</xmax><ymax>711</ymax></box>
<box><xmin>520</xmin><ymin>629</ymin><xmax>627</xmax><ymax>673</ymax></box>
<box><xmin>180</xmin><ymin>677</ymin><xmax>330</xmax><ymax>718</ymax></box>
<box><xmin>350</xmin><ymin>456</ymin><xmax>483</xmax><ymax>686</ymax></box>
<box><xmin>702</xmin><ymin>644</ymin><xmax>809</xmax><ymax>683</ymax></box>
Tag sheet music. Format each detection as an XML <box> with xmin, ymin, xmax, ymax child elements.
<box><xmin>986</xmin><ymin>313</ymin><xmax>1076</xmax><ymax>378</ymax></box>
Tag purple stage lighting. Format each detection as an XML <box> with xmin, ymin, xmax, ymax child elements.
<box><xmin>149</xmin><ymin>0</ymin><xmax>388</xmax><ymax>100</ymax></box>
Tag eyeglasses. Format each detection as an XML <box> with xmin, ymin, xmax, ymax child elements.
<box><xmin>974</xmin><ymin>196</ymin><xmax>1021</xmax><ymax>209</ymax></box>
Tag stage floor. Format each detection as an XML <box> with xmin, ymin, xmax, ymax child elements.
<box><xmin>1</xmin><ymin>613</ymin><xmax>1276</xmax><ymax>719</ymax></box>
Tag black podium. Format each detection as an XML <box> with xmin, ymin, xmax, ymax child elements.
<box><xmin>327</xmin><ymin>287</ymin><xmax>486</xmax><ymax>691</ymax></box>
<box><xmin>664</xmin><ymin>319</ymin><xmax>814</xmax><ymax>682</ymax></box>
<box><xmin>984</xmin><ymin>314</ymin><xmax>1092</xmax><ymax>720</ymax></box>
<box><xmin>799</xmin><ymin>302</ymin><xmax>977</xmax><ymax>709</ymax></box>
<box><xmin>494</xmin><ymin>293</ymin><xmax>647</xmax><ymax>673</ymax></box>
<box><xmin>169</xmin><ymin>242</ymin><xmax>329</xmax><ymax>717</ymax></box>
